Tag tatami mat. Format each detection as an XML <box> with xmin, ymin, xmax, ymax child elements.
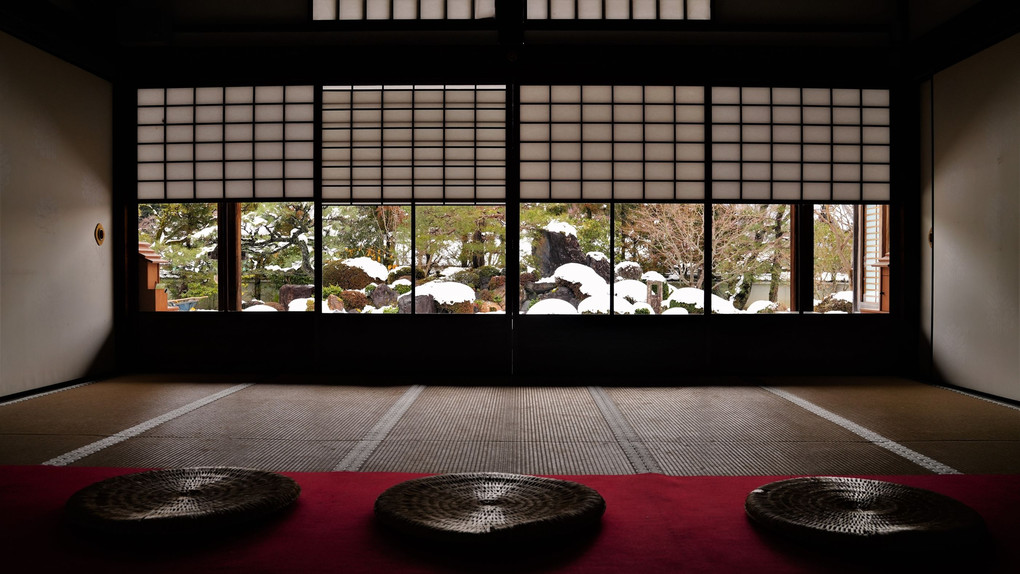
<box><xmin>2</xmin><ymin>375</ymin><xmax>1019</xmax><ymax>475</ymax></box>
<box><xmin>71</xmin><ymin>436</ymin><xmax>358</xmax><ymax>472</ymax></box>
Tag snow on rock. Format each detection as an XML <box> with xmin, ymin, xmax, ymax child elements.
<box><xmin>244</xmin><ymin>304</ymin><xmax>278</xmax><ymax>312</ymax></box>
<box><xmin>552</xmin><ymin>263</ymin><xmax>608</xmax><ymax>297</ymax></box>
<box><xmin>527</xmin><ymin>298</ymin><xmax>578</xmax><ymax>315</ymax></box>
<box><xmin>416</xmin><ymin>281</ymin><xmax>475</xmax><ymax>304</ymax></box>
<box><xmin>391</xmin><ymin>278</ymin><xmax>411</xmax><ymax>288</ymax></box>
<box><xmin>342</xmin><ymin>257</ymin><xmax>389</xmax><ymax>281</ymax></box>
<box><xmin>641</xmin><ymin>270</ymin><xmax>667</xmax><ymax>283</ymax></box>
<box><xmin>615</xmin><ymin>261</ymin><xmax>642</xmax><ymax>276</ymax></box>
<box><xmin>545</xmin><ymin>220</ymin><xmax>577</xmax><ymax>237</ymax></box>
<box><xmin>586</xmin><ymin>251</ymin><xmax>608</xmax><ymax>262</ymax></box>
<box><xmin>661</xmin><ymin>306</ymin><xmax>689</xmax><ymax>315</ymax></box>
<box><xmin>745</xmin><ymin>300</ymin><xmax>778</xmax><ymax>314</ymax></box>
<box><xmin>288</xmin><ymin>297</ymin><xmax>313</xmax><ymax>312</ymax></box>
<box><xmin>615</xmin><ymin>279</ymin><xmax>648</xmax><ymax>303</ymax></box>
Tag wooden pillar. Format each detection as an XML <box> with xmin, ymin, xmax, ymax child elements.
<box><xmin>219</xmin><ymin>203</ymin><xmax>242</xmax><ymax>311</ymax></box>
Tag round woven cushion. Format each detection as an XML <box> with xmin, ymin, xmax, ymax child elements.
<box><xmin>745</xmin><ymin>476</ymin><xmax>985</xmax><ymax>546</ymax></box>
<box><xmin>374</xmin><ymin>472</ymin><xmax>606</xmax><ymax>542</ymax></box>
<box><xmin>66</xmin><ymin>467</ymin><xmax>300</xmax><ymax>534</ymax></box>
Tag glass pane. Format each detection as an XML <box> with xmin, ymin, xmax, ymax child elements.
<box><xmin>711</xmin><ymin>204</ymin><xmax>792</xmax><ymax>313</ymax></box>
<box><xmin>321</xmin><ymin>205</ymin><xmax>412</xmax><ymax>314</ymax></box>
<box><xmin>615</xmin><ymin>203</ymin><xmax>705</xmax><ymax>315</ymax></box>
<box><xmin>813</xmin><ymin>205</ymin><xmax>855</xmax><ymax>313</ymax></box>
<box><xmin>414</xmin><ymin>205</ymin><xmax>507</xmax><ymax>314</ymax></box>
<box><xmin>519</xmin><ymin>203</ymin><xmax>612</xmax><ymax>314</ymax></box>
<box><xmin>240</xmin><ymin>202</ymin><xmax>316</xmax><ymax>311</ymax></box>
<box><xmin>138</xmin><ymin>203</ymin><xmax>219</xmax><ymax>311</ymax></box>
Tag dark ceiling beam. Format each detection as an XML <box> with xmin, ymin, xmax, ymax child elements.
<box><xmin>0</xmin><ymin>0</ymin><xmax>116</xmax><ymax>80</ymax></box>
<box><xmin>905</xmin><ymin>0</ymin><xmax>1020</xmax><ymax>79</ymax></box>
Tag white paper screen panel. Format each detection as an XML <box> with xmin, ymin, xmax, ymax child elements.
<box><xmin>137</xmin><ymin>86</ymin><xmax>315</xmax><ymax>200</ymax></box>
<box><xmin>520</xmin><ymin>85</ymin><xmax>705</xmax><ymax>200</ymax></box>
<box><xmin>322</xmin><ymin>85</ymin><xmax>506</xmax><ymax>202</ymax></box>
<box><xmin>710</xmin><ymin>87</ymin><xmax>890</xmax><ymax>201</ymax></box>
<box><xmin>314</xmin><ymin>0</ymin><xmax>496</xmax><ymax>20</ymax></box>
<box><xmin>527</xmin><ymin>0</ymin><xmax>710</xmax><ymax>20</ymax></box>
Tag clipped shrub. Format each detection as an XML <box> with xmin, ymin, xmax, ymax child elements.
<box><xmin>387</xmin><ymin>266</ymin><xmax>425</xmax><ymax>283</ymax></box>
<box><xmin>476</xmin><ymin>265</ymin><xmax>501</xmax><ymax>289</ymax></box>
<box><xmin>393</xmin><ymin>283</ymin><xmax>411</xmax><ymax>295</ymax></box>
<box><xmin>451</xmin><ymin>269</ymin><xmax>481</xmax><ymax>289</ymax></box>
<box><xmin>322</xmin><ymin>261</ymin><xmax>374</xmax><ymax>290</ymax></box>
<box><xmin>634</xmin><ymin>307</ymin><xmax>651</xmax><ymax>315</ymax></box>
<box><xmin>815</xmin><ymin>295</ymin><xmax>853</xmax><ymax>313</ymax></box>
<box><xmin>365</xmin><ymin>284</ymin><xmax>377</xmax><ymax>296</ymax></box>
<box><xmin>668</xmin><ymin>300</ymin><xmax>700</xmax><ymax>314</ymax></box>
<box><xmin>339</xmin><ymin>290</ymin><xmax>369</xmax><ymax>311</ymax></box>
<box><xmin>488</xmin><ymin>275</ymin><xmax>506</xmax><ymax>289</ymax></box>
<box><xmin>519</xmin><ymin>272</ymin><xmax>536</xmax><ymax>285</ymax></box>
<box><xmin>322</xmin><ymin>285</ymin><xmax>344</xmax><ymax>299</ymax></box>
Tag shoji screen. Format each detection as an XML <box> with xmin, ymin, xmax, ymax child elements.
<box><xmin>520</xmin><ymin>85</ymin><xmax>706</xmax><ymax>200</ymax></box>
<box><xmin>711</xmin><ymin>87</ymin><xmax>891</xmax><ymax>201</ymax></box>
<box><xmin>314</xmin><ymin>0</ymin><xmax>496</xmax><ymax>20</ymax></box>
<box><xmin>321</xmin><ymin>85</ymin><xmax>506</xmax><ymax>202</ymax></box>
<box><xmin>137</xmin><ymin>86</ymin><xmax>315</xmax><ymax>200</ymax></box>
<box><xmin>526</xmin><ymin>0</ymin><xmax>710</xmax><ymax>19</ymax></box>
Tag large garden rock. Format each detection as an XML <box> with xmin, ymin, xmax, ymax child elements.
<box><xmin>398</xmin><ymin>292</ymin><xmax>436</xmax><ymax>314</ymax></box>
<box><xmin>615</xmin><ymin>261</ymin><xmax>643</xmax><ymax>281</ymax></box>
<box><xmin>534</xmin><ymin>229</ymin><xmax>585</xmax><ymax>278</ymax></box>
<box><xmin>371</xmin><ymin>284</ymin><xmax>398</xmax><ymax>308</ymax></box>
<box><xmin>279</xmin><ymin>284</ymin><xmax>314</xmax><ymax>309</ymax></box>
<box><xmin>586</xmin><ymin>253</ymin><xmax>611</xmax><ymax>282</ymax></box>
<box><xmin>326</xmin><ymin>294</ymin><xmax>345</xmax><ymax>312</ymax></box>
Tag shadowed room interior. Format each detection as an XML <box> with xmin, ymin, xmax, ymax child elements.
<box><xmin>1</xmin><ymin>1</ymin><xmax>1019</xmax><ymax>572</ymax></box>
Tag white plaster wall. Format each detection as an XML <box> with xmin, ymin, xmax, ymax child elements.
<box><xmin>0</xmin><ymin>32</ymin><xmax>114</xmax><ymax>396</ymax></box>
<box><xmin>932</xmin><ymin>33</ymin><xmax>1020</xmax><ymax>401</ymax></box>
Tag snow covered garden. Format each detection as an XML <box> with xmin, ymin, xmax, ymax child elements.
<box><xmin>139</xmin><ymin>201</ymin><xmax>859</xmax><ymax>314</ymax></box>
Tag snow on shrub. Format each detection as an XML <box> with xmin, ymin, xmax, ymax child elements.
<box><xmin>341</xmin><ymin>256</ymin><xmax>389</xmax><ymax>281</ymax></box>
<box><xmin>552</xmin><ymin>263</ymin><xmax>608</xmax><ymax>297</ymax></box>
<box><xmin>527</xmin><ymin>298</ymin><xmax>579</xmax><ymax>315</ymax></box>
<box><xmin>745</xmin><ymin>300</ymin><xmax>778</xmax><ymax>314</ymax></box>
<box><xmin>614</xmin><ymin>279</ymin><xmax>647</xmax><ymax>303</ymax></box>
<box><xmin>577</xmin><ymin>294</ymin><xmax>635</xmax><ymax>314</ymax></box>
<box><xmin>416</xmin><ymin>281</ymin><xmax>475</xmax><ymax>304</ymax></box>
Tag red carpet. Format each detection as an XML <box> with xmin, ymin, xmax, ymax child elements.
<box><xmin>2</xmin><ymin>466</ymin><xmax>1018</xmax><ymax>573</ymax></box>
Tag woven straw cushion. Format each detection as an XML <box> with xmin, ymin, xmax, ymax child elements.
<box><xmin>66</xmin><ymin>467</ymin><xmax>300</xmax><ymax>534</ymax></box>
<box><xmin>375</xmin><ymin>472</ymin><xmax>606</xmax><ymax>542</ymax></box>
<box><xmin>745</xmin><ymin>476</ymin><xmax>985</xmax><ymax>547</ymax></box>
